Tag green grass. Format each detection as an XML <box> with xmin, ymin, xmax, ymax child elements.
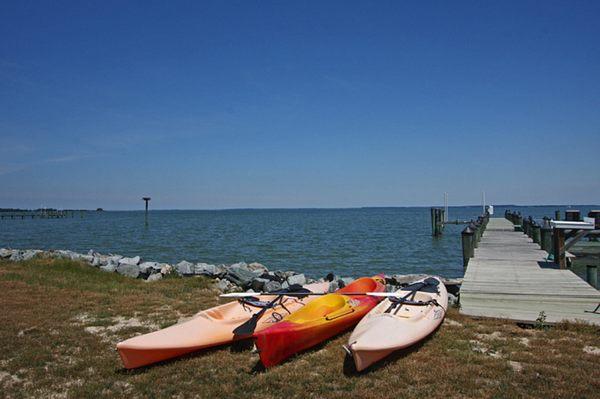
<box><xmin>1</xmin><ymin>258</ymin><xmax>599</xmax><ymax>398</ymax></box>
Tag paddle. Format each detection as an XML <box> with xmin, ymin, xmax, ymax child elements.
<box><xmin>232</xmin><ymin>294</ymin><xmax>286</xmax><ymax>337</ymax></box>
<box><xmin>220</xmin><ymin>292</ymin><xmax>384</xmax><ymax>298</ymax></box>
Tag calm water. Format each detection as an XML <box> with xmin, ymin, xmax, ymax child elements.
<box><xmin>0</xmin><ymin>206</ymin><xmax>597</xmax><ymax>279</ymax></box>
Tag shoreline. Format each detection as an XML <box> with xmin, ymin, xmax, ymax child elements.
<box><xmin>0</xmin><ymin>247</ymin><xmax>462</xmax><ymax>301</ymax></box>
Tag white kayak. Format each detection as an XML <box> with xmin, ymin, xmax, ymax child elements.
<box><xmin>345</xmin><ymin>276</ymin><xmax>448</xmax><ymax>371</ymax></box>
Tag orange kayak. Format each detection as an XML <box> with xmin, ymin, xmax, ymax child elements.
<box><xmin>254</xmin><ymin>276</ymin><xmax>386</xmax><ymax>368</ymax></box>
<box><xmin>117</xmin><ymin>282</ymin><xmax>329</xmax><ymax>369</ymax></box>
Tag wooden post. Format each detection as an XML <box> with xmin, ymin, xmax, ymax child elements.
<box><xmin>555</xmin><ymin>209</ymin><xmax>561</xmax><ymax>221</ymax></box>
<box><xmin>431</xmin><ymin>207</ymin><xmax>443</xmax><ymax>236</ymax></box>
<box><xmin>515</xmin><ymin>213</ymin><xmax>523</xmax><ymax>229</ymax></box>
<box><xmin>462</xmin><ymin>226</ymin><xmax>475</xmax><ymax>268</ymax></box>
<box><xmin>143</xmin><ymin>197</ymin><xmax>151</xmax><ymax>216</ymax></box>
<box><xmin>532</xmin><ymin>223</ymin><xmax>541</xmax><ymax>245</ymax></box>
<box><xmin>471</xmin><ymin>222</ymin><xmax>481</xmax><ymax>248</ymax></box>
<box><xmin>522</xmin><ymin>217</ymin><xmax>530</xmax><ymax>236</ymax></box>
<box><xmin>553</xmin><ymin>228</ymin><xmax>566</xmax><ymax>269</ymax></box>
<box><xmin>437</xmin><ymin>208</ymin><xmax>444</xmax><ymax>235</ymax></box>
<box><xmin>586</xmin><ymin>265</ymin><xmax>598</xmax><ymax>288</ymax></box>
<box><xmin>541</xmin><ymin>217</ymin><xmax>553</xmax><ymax>253</ymax></box>
<box><xmin>527</xmin><ymin>217</ymin><xmax>534</xmax><ymax>238</ymax></box>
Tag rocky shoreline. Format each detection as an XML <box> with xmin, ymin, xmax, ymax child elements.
<box><xmin>0</xmin><ymin>248</ymin><xmax>461</xmax><ymax>302</ymax></box>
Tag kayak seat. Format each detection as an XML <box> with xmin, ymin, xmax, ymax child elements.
<box><xmin>286</xmin><ymin>294</ymin><xmax>347</xmax><ymax>323</ymax></box>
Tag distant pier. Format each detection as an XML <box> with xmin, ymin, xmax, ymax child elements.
<box><xmin>0</xmin><ymin>210</ymin><xmax>81</xmax><ymax>220</ymax></box>
<box><xmin>460</xmin><ymin>218</ymin><xmax>600</xmax><ymax>325</ymax></box>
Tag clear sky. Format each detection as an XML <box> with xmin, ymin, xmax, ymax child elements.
<box><xmin>1</xmin><ymin>1</ymin><xmax>599</xmax><ymax>210</ymax></box>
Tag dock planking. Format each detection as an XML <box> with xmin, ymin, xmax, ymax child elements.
<box><xmin>460</xmin><ymin>218</ymin><xmax>600</xmax><ymax>325</ymax></box>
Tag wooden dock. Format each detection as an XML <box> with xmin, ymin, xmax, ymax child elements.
<box><xmin>460</xmin><ymin>218</ymin><xmax>600</xmax><ymax>325</ymax></box>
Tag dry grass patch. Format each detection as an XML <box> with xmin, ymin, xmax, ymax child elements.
<box><xmin>1</xmin><ymin>258</ymin><xmax>599</xmax><ymax>398</ymax></box>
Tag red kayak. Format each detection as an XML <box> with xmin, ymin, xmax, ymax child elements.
<box><xmin>254</xmin><ymin>275</ymin><xmax>386</xmax><ymax>367</ymax></box>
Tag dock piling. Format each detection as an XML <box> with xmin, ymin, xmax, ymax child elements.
<box><xmin>532</xmin><ymin>222</ymin><xmax>541</xmax><ymax>245</ymax></box>
<box><xmin>540</xmin><ymin>217</ymin><xmax>553</xmax><ymax>253</ymax></box>
<box><xmin>430</xmin><ymin>207</ymin><xmax>444</xmax><ymax>236</ymax></box>
<box><xmin>553</xmin><ymin>228</ymin><xmax>567</xmax><ymax>269</ymax></box>
<box><xmin>142</xmin><ymin>197</ymin><xmax>151</xmax><ymax>216</ymax></box>
<box><xmin>461</xmin><ymin>226</ymin><xmax>475</xmax><ymax>268</ymax></box>
<box><xmin>587</xmin><ymin>265</ymin><xmax>598</xmax><ymax>289</ymax></box>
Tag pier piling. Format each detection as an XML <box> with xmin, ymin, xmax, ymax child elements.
<box><xmin>430</xmin><ymin>207</ymin><xmax>444</xmax><ymax>236</ymax></box>
<box><xmin>143</xmin><ymin>197</ymin><xmax>151</xmax><ymax>216</ymax></box>
<box><xmin>587</xmin><ymin>265</ymin><xmax>598</xmax><ymax>289</ymax></box>
<box><xmin>540</xmin><ymin>217</ymin><xmax>553</xmax><ymax>253</ymax></box>
<box><xmin>553</xmin><ymin>228</ymin><xmax>567</xmax><ymax>269</ymax></box>
<box><xmin>461</xmin><ymin>226</ymin><xmax>475</xmax><ymax>268</ymax></box>
<box><xmin>532</xmin><ymin>222</ymin><xmax>541</xmax><ymax>245</ymax></box>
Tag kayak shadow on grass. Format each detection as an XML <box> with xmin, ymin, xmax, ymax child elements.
<box><xmin>249</xmin><ymin>334</ymin><xmax>344</xmax><ymax>374</ymax></box>
<box><xmin>342</xmin><ymin>326</ymin><xmax>438</xmax><ymax>376</ymax></box>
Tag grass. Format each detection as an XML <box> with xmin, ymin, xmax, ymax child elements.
<box><xmin>1</xmin><ymin>258</ymin><xmax>599</xmax><ymax>398</ymax></box>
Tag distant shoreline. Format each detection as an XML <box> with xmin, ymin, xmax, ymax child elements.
<box><xmin>2</xmin><ymin>204</ymin><xmax>598</xmax><ymax>212</ymax></box>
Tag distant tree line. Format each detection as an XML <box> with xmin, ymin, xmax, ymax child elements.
<box><xmin>0</xmin><ymin>208</ymin><xmax>89</xmax><ymax>213</ymax></box>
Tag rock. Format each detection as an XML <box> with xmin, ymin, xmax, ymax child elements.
<box><xmin>100</xmin><ymin>262</ymin><xmax>118</xmax><ymax>273</ymax></box>
<box><xmin>340</xmin><ymin>277</ymin><xmax>354</xmax><ymax>286</ymax></box>
<box><xmin>67</xmin><ymin>251</ymin><xmax>83</xmax><ymax>261</ymax></box>
<box><xmin>391</xmin><ymin>274</ymin><xmax>428</xmax><ymax>285</ymax></box>
<box><xmin>251</xmin><ymin>278</ymin><xmax>270</xmax><ymax>292</ymax></box>
<box><xmin>281</xmin><ymin>281</ymin><xmax>289</xmax><ymax>290</ymax></box>
<box><xmin>273</xmin><ymin>270</ymin><xmax>287</xmax><ymax>282</ymax></box>
<box><xmin>247</xmin><ymin>262</ymin><xmax>268</xmax><ymax>274</ymax></box>
<box><xmin>217</xmin><ymin>279</ymin><xmax>232</xmax><ymax>292</ymax></box>
<box><xmin>119</xmin><ymin>256</ymin><xmax>141</xmax><ymax>266</ymax></box>
<box><xmin>286</xmin><ymin>273</ymin><xmax>307</xmax><ymax>286</ymax></box>
<box><xmin>225</xmin><ymin>266</ymin><xmax>257</xmax><ymax>288</ymax></box>
<box><xmin>328</xmin><ymin>281</ymin><xmax>339</xmax><ymax>293</ymax></box>
<box><xmin>22</xmin><ymin>249</ymin><xmax>42</xmax><ymax>260</ymax></box>
<box><xmin>108</xmin><ymin>255</ymin><xmax>123</xmax><ymax>263</ymax></box>
<box><xmin>0</xmin><ymin>248</ymin><xmax>14</xmax><ymax>258</ymax></box>
<box><xmin>246</xmin><ymin>288</ymin><xmax>256</xmax><ymax>293</ymax></box>
<box><xmin>9</xmin><ymin>251</ymin><xmax>24</xmax><ymax>262</ymax></box>
<box><xmin>176</xmin><ymin>261</ymin><xmax>195</xmax><ymax>276</ymax></box>
<box><xmin>337</xmin><ymin>279</ymin><xmax>347</xmax><ymax>289</ymax></box>
<box><xmin>264</xmin><ymin>281</ymin><xmax>282</xmax><ymax>292</ymax></box>
<box><xmin>91</xmin><ymin>256</ymin><xmax>106</xmax><ymax>267</ymax></box>
<box><xmin>139</xmin><ymin>262</ymin><xmax>161</xmax><ymax>274</ymax></box>
<box><xmin>229</xmin><ymin>262</ymin><xmax>248</xmax><ymax>270</ymax></box>
<box><xmin>145</xmin><ymin>273</ymin><xmax>163</xmax><ymax>282</ymax></box>
<box><xmin>81</xmin><ymin>255</ymin><xmax>94</xmax><ymax>263</ymax></box>
<box><xmin>448</xmin><ymin>293</ymin><xmax>459</xmax><ymax>307</ymax></box>
<box><xmin>386</xmin><ymin>284</ymin><xmax>399</xmax><ymax>292</ymax></box>
<box><xmin>194</xmin><ymin>263</ymin><xmax>220</xmax><ymax>276</ymax></box>
<box><xmin>116</xmin><ymin>263</ymin><xmax>140</xmax><ymax>278</ymax></box>
<box><xmin>160</xmin><ymin>264</ymin><xmax>173</xmax><ymax>275</ymax></box>
<box><xmin>263</xmin><ymin>272</ymin><xmax>283</xmax><ymax>282</ymax></box>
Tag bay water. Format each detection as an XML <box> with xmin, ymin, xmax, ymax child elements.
<box><xmin>1</xmin><ymin>205</ymin><xmax>597</xmax><ymax>280</ymax></box>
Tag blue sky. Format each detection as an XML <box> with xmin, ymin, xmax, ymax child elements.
<box><xmin>1</xmin><ymin>1</ymin><xmax>599</xmax><ymax>209</ymax></box>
